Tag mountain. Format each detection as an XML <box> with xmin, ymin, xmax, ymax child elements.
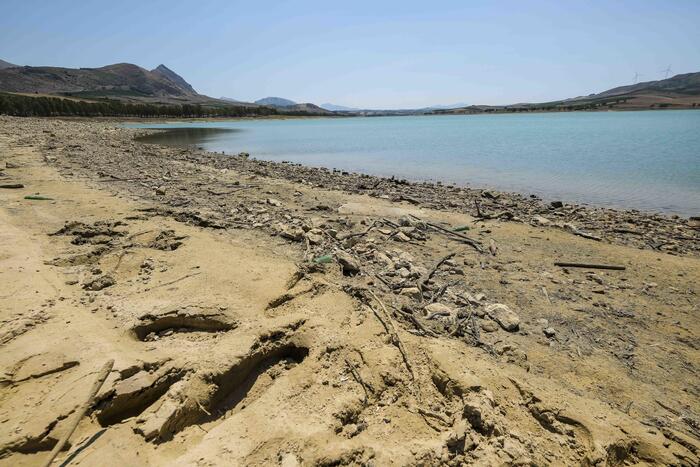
<box><xmin>255</xmin><ymin>97</ymin><xmax>297</xmax><ymax>107</ymax></box>
<box><xmin>0</xmin><ymin>62</ymin><xmax>231</xmax><ymax>105</ymax></box>
<box><xmin>150</xmin><ymin>64</ymin><xmax>196</xmax><ymax>94</ymax></box>
<box><xmin>0</xmin><ymin>59</ymin><xmax>18</xmax><ymax>69</ymax></box>
<box><xmin>320</xmin><ymin>103</ymin><xmax>360</xmax><ymax>111</ymax></box>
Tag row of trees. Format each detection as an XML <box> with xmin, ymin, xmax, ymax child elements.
<box><xmin>0</xmin><ymin>93</ymin><xmax>284</xmax><ymax>118</ymax></box>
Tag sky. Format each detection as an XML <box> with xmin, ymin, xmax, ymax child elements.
<box><xmin>2</xmin><ymin>0</ymin><xmax>699</xmax><ymax>109</ymax></box>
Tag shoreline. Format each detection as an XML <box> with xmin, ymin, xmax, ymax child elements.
<box><xmin>125</xmin><ymin>123</ymin><xmax>698</xmax><ymax>256</ymax></box>
<box><xmin>139</xmin><ymin>124</ymin><xmax>697</xmax><ymax>219</ymax></box>
<box><xmin>127</xmin><ymin>111</ymin><xmax>700</xmax><ymax>220</ymax></box>
<box><xmin>1</xmin><ymin>116</ymin><xmax>699</xmax><ymax>465</ymax></box>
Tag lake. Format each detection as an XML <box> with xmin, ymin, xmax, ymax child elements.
<box><xmin>127</xmin><ymin>110</ymin><xmax>700</xmax><ymax>217</ymax></box>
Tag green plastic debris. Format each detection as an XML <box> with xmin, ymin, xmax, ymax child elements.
<box><xmin>24</xmin><ymin>195</ymin><xmax>54</xmax><ymax>200</ymax></box>
<box><xmin>453</xmin><ymin>225</ymin><xmax>470</xmax><ymax>232</ymax></box>
<box><xmin>313</xmin><ymin>254</ymin><xmax>333</xmax><ymax>264</ymax></box>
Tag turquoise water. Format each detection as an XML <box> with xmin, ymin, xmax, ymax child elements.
<box><xmin>128</xmin><ymin>111</ymin><xmax>700</xmax><ymax>216</ymax></box>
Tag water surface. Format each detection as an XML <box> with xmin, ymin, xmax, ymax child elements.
<box><xmin>127</xmin><ymin>111</ymin><xmax>700</xmax><ymax>216</ymax></box>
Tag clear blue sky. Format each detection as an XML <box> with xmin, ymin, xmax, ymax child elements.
<box><xmin>2</xmin><ymin>0</ymin><xmax>699</xmax><ymax>108</ymax></box>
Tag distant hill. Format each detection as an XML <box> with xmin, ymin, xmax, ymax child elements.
<box><xmin>423</xmin><ymin>102</ymin><xmax>470</xmax><ymax>110</ymax></box>
<box><xmin>255</xmin><ymin>97</ymin><xmax>297</xmax><ymax>107</ymax></box>
<box><xmin>320</xmin><ymin>103</ymin><xmax>360</xmax><ymax>111</ymax></box>
<box><xmin>577</xmin><ymin>72</ymin><xmax>700</xmax><ymax>101</ymax></box>
<box><xmin>220</xmin><ymin>96</ymin><xmax>243</xmax><ymax>103</ymax></box>
<box><xmin>0</xmin><ymin>59</ymin><xmax>18</xmax><ymax>69</ymax></box>
<box><xmin>283</xmin><ymin>103</ymin><xmax>332</xmax><ymax>114</ymax></box>
<box><xmin>434</xmin><ymin>72</ymin><xmax>700</xmax><ymax>114</ymax></box>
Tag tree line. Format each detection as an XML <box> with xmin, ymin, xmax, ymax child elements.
<box><xmin>0</xmin><ymin>93</ymin><xmax>300</xmax><ymax>118</ymax></box>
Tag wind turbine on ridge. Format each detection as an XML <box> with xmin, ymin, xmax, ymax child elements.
<box><xmin>633</xmin><ymin>72</ymin><xmax>642</xmax><ymax>83</ymax></box>
<box><xmin>660</xmin><ymin>65</ymin><xmax>672</xmax><ymax>79</ymax></box>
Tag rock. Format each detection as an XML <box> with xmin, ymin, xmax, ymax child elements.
<box><xmin>266</xmin><ymin>198</ymin><xmax>282</xmax><ymax>207</ymax></box>
<box><xmin>305</xmin><ymin>229</ymin><xmax>324</xmax><ymax>245</ymax></box>
<box><xmin>484</xmin><ymin>303</ymin><xmax>520</xmax><ymax>332</ymax></box>
<box><xmin>543</xmin><ymin>327</ymin><xmax>556</xmax><ymax>338</ymax></box>
<box><xmin>532</xmin><ymin>215</ymin><xmax>551</xmax><ymax>226</ymax></box>
<box><xmin>481</xmin><ymin>320</ymin><xmax>499</xmax><ymax>332</ymax></box>
<box><xmin>154</xmin><ymin>186</ymin><xmax>166</xmax><ymax>195</ymax></box>
<box><xmin>400</xmin><ymin>287</ymin><xmax>422</xmax><ymax>300</ymax></box>
<box><xmin>83</xmin><ymin>275</ymin><xmax>116</xmax><ymax>291</ymax></box>
<box><xmin>5</xmin><ymin>161</ymin><xmax>20</xmax><ymax>169</ymax></box>
<box><xmin>425</xmin><ymin>303</ymin><xmax>453</xmax><ymax>317</ymax></box>
<box><xmin>12</xmin><ymin>353</ymin><xmax>79</xmax><ymax>382</ymax></box>
<box><xmin>398</xmin><ymin>215</ymin><xmax>414</xmax><ymax>227</ymax></box>
<box><xmin>394</xmin><ymin>232</ymin><xmax>411</xmax><ymax>242</ymax></box>
<box><xmin>374</xmin><ymin>251</ymin><xmax>394</xmax><ymax>269</ymax></box>
<box><xmin>336</xmin><ymin>250</ymin><xmax>360</xmax><ymax>275</ymax></box>
<box><xmin>550</xmin><ymin>200</ymin><xmax>564</xmax><ymax>209</ymax></box>
<box><xmin>278</xmin><ymin>224</ymin><xmax>304</xmax><ymax>242</ymax></box>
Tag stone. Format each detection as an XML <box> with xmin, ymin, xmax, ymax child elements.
<box><xmin>532</xmin><ymin>215</ymin><xmax>551</xmax><ymax>226</ymax></box>
<box><xmin>400</xmin><ymin>287</ymin><xmax>422</xmax><ymax>300</ymax></box>
<box><xmin>83</xmin><ymin>275</ymin><xmax>116</xmax><ymax>291</ymax></box>
<box><xmin>266</xmin><ymin>198</ymin><xmax>282</xmax><ymax>207</ymax></box>
<box><xmin>394</xmin><ymin>232</ymin><xmax>411</xmax><ymax>242</ymax></box>
<box><xmin>484</xmin><ymin>303</ymin><xmax>520</xmax><ymax>332</ymax></box>
<box><xmin>154</xmin><ymin>186</ymin><xmax>166</xmax><ymax>195</ymax></box>
<box><xmin>374</xmin><ymin>251</ymin><xmax>394</xmax><ymax>269</ymax></box>
<box><xmin>481</xmin><ymin>320</ymin><xmax>499</xmax><ymax>332</ymax></box>
<box><xmin>550</xmin><ymin>200</ymin><xmax>564</xmax><ymax>209</ymax></box>
<box><xmin>543</xmin><ymin>327</ymin><xmax>556</xmax><ymax>338</ymax></box>
<box><xmin>398</xmin><ymin>215</ymin><xmax>415</xmax><ymax>227</ymax></box>
<box><xmin>424</xmin><ymin>303</ymin><xmax>453</xmax><ymax>317</ymax></box>
<box><xmin>278</xmin><ymin>224</ymin><xmax>304</xmax><ymax>242</ymax></box>
<box><xmin>305</xmin><ymin>229</ymin><xmax>324</xmax><ymax>245</ymax></box>
<box><xmin>336</xmin><ymin>250</ymin><xmax>360</xmax><ymax>275</ymax></box>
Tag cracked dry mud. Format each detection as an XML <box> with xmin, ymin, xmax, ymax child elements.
<box><xmin>0</xmin><ymin>116</ymin><xmax>698</xmax><ymax>466</ymax></box>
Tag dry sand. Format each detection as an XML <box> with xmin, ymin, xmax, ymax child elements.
<box><xmin>0</xmin><ymin>117</ymin><xmax>698</xmax><ymax>466</ymax></box>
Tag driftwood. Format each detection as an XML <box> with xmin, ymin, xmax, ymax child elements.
<box><xmin>408</xmin><ymin>215</ymin><xmax>482</xmax><ymax>252</ymax></box>
<box><xmin>554</xmin><ymin>262</ymin><xmax>626</xmax><ymax>271</ymax></box>
<box><xmin>417</xmin><ymin>252</ymin><xmax>456</xmax><ymax>295</ymax></box>
<box><xmin>41</xmin><ymin>359</ymin><xmax>114</xmax><ymax>467</ymax></box>
<box><xmin>338</xmin><ymin>220</ymin><xmax>378</xmax><ymax>241</ymax></box>
<box><xmin>571</xmin><ymin>229</ymin><xmax>602</xmax><ymax>241</ymax></box>
<box><xmin>367</xmin><ymin>290</ymin><xmax>415</xmax><ymax>381</ymax></box>
<box><xmin>345</xmin><ymin>358</ymin><xmax>372</xmax><ymax>405</ymax></box>
<box><xmin>391</xmin><ymin>305</ymin><xmax>439</xmax><ymax>338</ymax></box>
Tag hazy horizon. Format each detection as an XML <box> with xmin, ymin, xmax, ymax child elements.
<box><xmin>2</xmin><ymin>0</ymin><xmax>699</xmax><ymax>108</ymax></box>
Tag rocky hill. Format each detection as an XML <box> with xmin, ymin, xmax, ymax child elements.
<box><xmin>0</xmin><ymin>62</ymin><xmax>232</xmax><ymax>106</ymax></box>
